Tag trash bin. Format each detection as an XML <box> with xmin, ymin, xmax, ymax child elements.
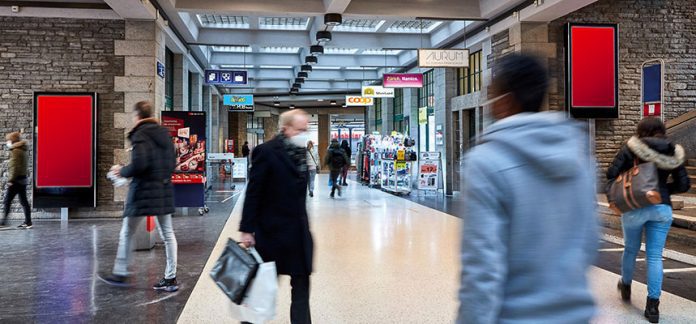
<box><xmin>134</xmin><ymin>216</ymin><xmax>157</xmax><ymax>250</ymax></box>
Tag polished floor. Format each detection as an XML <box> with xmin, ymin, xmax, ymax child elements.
<box><xmin>0</xmin><ymin>180</ymin><xmax>244</xmax><ymax>323</ymax></box>
<box><xmin>180</xmin><ymin>175</ymin><xmax>696</xmax><ymax>323</ymax></box>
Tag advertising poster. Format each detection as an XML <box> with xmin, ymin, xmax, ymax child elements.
<box><xmin>223</xmin><ymin>94</ymin><xmax>255</xmax><ymax>112</ymax></box>
<box><xmin>418</xmin><ymin>152</ymin><xmax>440</xmax><ymax>190</ymax></box>
<box><xmin>161</xmin><ymin>111</ymin><xmax>207</xmax><ymax>177</ymax></box>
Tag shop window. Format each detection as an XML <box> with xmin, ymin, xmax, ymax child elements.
<box><xmin>456</xmin><ymin>50</ymin><xmax>482</xmax><ymax>96</ymax></box>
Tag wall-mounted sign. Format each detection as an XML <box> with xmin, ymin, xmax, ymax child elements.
<box><xmin>435</xmin><ymin>124</ymin><xmax>444</xmax><ymax>146</ymax></box>
<box><xmin>157</xmin><ymin>61</ymin><xmax>165</xmax><ymax>79</ymax></box>
<box><xmin>205</xmin><ymin>69</ymin><xmax>248</xmax><ymax>85</ymax></box>
<box><xmin>362</xmin><ymin>85</ymin><xmax>395</xmax><ymax>98</ymax></box>
<box><xmin>383</xmin><ymin>73</ymin><xmax>423</xmax><ymax>88</ymax></box>
<box><xmin>642</xmin><ymin>60</ymin><xmax>663</xmax><ymax>120</ymax></box>
<box><xmin>418</xmin><ymin>49</ymin><xmax>470</xmax><ymax>68</ymax></box>
<box><xmin>418</xmin><ymin>107</ymin><xmax>428</xmax><ymax>125</ymax></box>
<box><xmin>345</xmin><ymin>96</ymin><xmax>374</xmax><ymax>106</ymax></box>
<box><xmin>223</xmin><ymin>94</ymin><xmax>255</xmax><ymax>112</ymax></box>
<box><xmin>566</xmin><ymin>23</ymin><xmax>619</xmax><ymax>119</ymax></box>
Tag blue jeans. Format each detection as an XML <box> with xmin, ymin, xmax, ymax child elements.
<box><xmin>621</xmin><ymin>204</ymin><xmax>672</xmax><ymax>299</ymax></box>
<box><xmin>113</xmin><ymin>215</ymin><xmax>178</xmax><ymax>279</ymax></box>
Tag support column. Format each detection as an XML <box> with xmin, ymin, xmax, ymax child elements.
<box><xmin>318</xmin><ymin>114</ymin><xmax>330</xmax><ymax>171</ymax></box>
<box><xmin>190</xmin><ymin>73</ymin><xmax>203</xmax><ymax>111</ymax></box>
<box><xmin>173</xmin><ymin>54</ymin><xmax>189</xmax><ymax>111</ymax></box>
<box><xmin>114</xmin><ymin>20</ymin><xmax>166</xmax><ymax>202</ymax></box>
<box><xmin>434</xmin><ymin>68</ymin><xmax>457</xmax><ymax>195</ymax></box>
<box><xmin>383</xmin><ymin>97</ymin><xmax>394</xmax><ymax>135</ymax></box>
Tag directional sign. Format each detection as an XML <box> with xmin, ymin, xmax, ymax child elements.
<box><xmin>205</xmin><ymin>70</ymin><xmax>248</xmax><ymax>85</ymax></box>
<box><xmin>223</xmin><ymin>94</ymin><xmax>254</xmax><ymax>112</ymax></box>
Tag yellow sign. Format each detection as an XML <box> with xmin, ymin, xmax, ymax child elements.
<box><xmin>397</xmin><ymin>150</ymin><xmax>405</xmax><ymax>160</ymax></box>
<box><xmin>418</xmin><ymin>107</ymin><xmax>428</xmax><ymax>125</ymax></box>
<box><xmin>396</xmin><ymin>161</ymin><xmax>407</xmax><ymax>170</ymax></box>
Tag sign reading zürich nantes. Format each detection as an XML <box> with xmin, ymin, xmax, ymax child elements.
<box><xmin>361</xmin><ymin>86</ymin><xmax>395</xmax><ymax>98</ymax></box>
<box><xmin>418</xmin><ymin>49</ymin><xmax>470</xmax><ymax>68</ymax></box>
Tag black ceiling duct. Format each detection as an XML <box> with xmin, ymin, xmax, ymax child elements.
<box><xmin>298</xmin><ymin>71</ymin><xmax>308</xmax><ymax>78</ymax></box>
<box><xmin>305</xmin><ymin>55</ymin><xmax>318</xmax><ymax>65</ymax></box>
<box><xmin>316</xmin><ymin>31</ymin><xmax>332</xmax><ymax>42</ymax></box>
<box><xmin>310</xmin><ymin>45</ymin><xmax>324</xmax><ymax>55</ymax></box>
<box><xmin>301</xmin><ymin>64</ymin><xmax>313</xmax><ymax>72</ymax></box>
<box><xmin>324</xmin><ymin>13</ymin><xmax>342</xmax><ymax>26</ymax></box>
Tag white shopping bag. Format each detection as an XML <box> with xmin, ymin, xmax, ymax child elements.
<box><xmin>229</xmin><ymin>248</ymin><xmax>278</xmax><ymax>323</ymax></box>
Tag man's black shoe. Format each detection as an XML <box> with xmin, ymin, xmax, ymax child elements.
<box><xmin>101</xmin><ymin>274</ymin><xmax>132</xmax><ymax>287</ymax></box>
<box><xmin>153</xmin><ymin>277</ymin><xmax>179</xmax><ymax>292</ymax></box>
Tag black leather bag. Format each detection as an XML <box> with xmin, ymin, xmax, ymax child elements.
<box><xmin>210</xmin><ymin>239</ymin><xmax>259</xmax><ymax>304</ymax></box>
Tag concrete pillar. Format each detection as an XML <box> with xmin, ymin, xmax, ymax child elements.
<box><xmin>434</xmin><ymin>68</ymin><xmax>457</xmax><ymax>195</ymax></box>
<box><xmin>173</xmin><ymin>54</ymin><xmax>189</xmax><ymax>111</ymax></box>
<box><xmin>366</xmin><ymin>103</ymin><xmax>375</xmax><ymax>134</ymax></box>
<box><xmin>383</xmin><ymin>97</ymin><xmax>394</xmax><ymax>135</ymax></box>
<box><xmin>113</xmin><ymin>20</ymin><xmax>166</xmax><ymax>202</ymax></box>
<box><xmin>190</xmin><ymin>73</ymin><xmax>203</xmax><ymax>112</ymax></box>
<box><xmin>318</xmin><ymin>114</ymin><xmax>330</xmax><ymax>169</ymax></box>
<box><xmin>508</xmin><ymin>22</ymin><xmax>556</xmax><ymax>111</ymax></box>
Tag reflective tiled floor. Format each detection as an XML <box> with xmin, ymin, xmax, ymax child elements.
<box><xmin>0</xmin><ymin>181</ymin><xmax>243</xmax><ymax>324</ymax></box>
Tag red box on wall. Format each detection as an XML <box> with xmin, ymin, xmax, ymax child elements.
<box><xmin>566</xmin><ymin>23</ymin><xmax>619</xmax><ymax>119</ymax></box>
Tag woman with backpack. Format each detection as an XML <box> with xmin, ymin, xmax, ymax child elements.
<box><xmin>606</xmin><ymin>117</ymin><xmax>690</xmax><ymax>323</ymax></box>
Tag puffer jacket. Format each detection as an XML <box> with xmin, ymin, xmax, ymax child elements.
<box><xmin>324</xmin><ymin>144</ymin><xmax>348</xmax><ymax>171</ymax></box>
<box><xmin>121</xmin><ymin>118</ymin><xmax>176</xmax><ymax>217</ymax></box>
<box><xmin>8</xmin><ymin>141</ymin><xmax>28</xmax><ymax>182</ymax></box>
<box><xmin>606</xmin><ymin>136</ymin><xmax>691</xmax><ymax>206</ymax></box>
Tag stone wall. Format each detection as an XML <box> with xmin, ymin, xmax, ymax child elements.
<box><xmin>548</xmin><ymin>0</ymin><xmax>696</xmax><ymax>183</ymax></box>
<box><xmin>0</xmin><ymin>17</ymin><xmax>125</xmax><ymax>218</ymax></box>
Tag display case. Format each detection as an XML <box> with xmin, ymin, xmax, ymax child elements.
<box><xmin>380</xmin><ymin>158</ymin><xmax>413</xmax><ymax>195</ymax></box>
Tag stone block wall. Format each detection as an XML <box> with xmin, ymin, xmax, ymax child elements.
<box><xmin>548</xmin><ymin>0</ymin><xmax>696</xmax><ymax>184</ymax></box>
<box><xmin>0</xmin><ymin>17</ymin><xmax>125</xmax><ymax>218</ymax></box>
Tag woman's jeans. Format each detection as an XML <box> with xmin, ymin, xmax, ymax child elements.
<box><xmin>113</xmin><ymin>215</ymin><xmax>178</xmax><ymax>279</ymax></box>
<box><xmin>621</xmin><ymin>204</ymin><xmax>673</xmax><ymax>299</ymax></box>
<box><xmin>307</xmin><ymin>169</ymin><xmax>316</xmax><ymax>193</ymax></box>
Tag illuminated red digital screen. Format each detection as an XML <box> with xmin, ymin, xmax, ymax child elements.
<box><xmin>35</xmin><ymin>95</ymin><xmax>94</xmax><ymax>188</ymax></box>
<box><xmin>567</xmin><ymin>24</ymin><xmax>619</xmax><ymax>118</ymax></box>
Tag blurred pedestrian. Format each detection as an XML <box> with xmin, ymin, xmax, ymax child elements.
<box><xmin>325</xmin><ymin>139</ymin><xmax>348</xmax><ymax>198</ymax></box>
<box><xmin>240</xmin><ymin>109</ymin><xmax>313</xmax><ymax>324</ymax></box>
<box><xmin>339</xmin><ymin>140</ymin><xmax>351</xmax><ymax>186</ymax></box>
<box><xmin>306</xmin><ymin>140</ymin><xmax>319</xmax><ymax>197</ymax></box>
<box><xmin>1</xmin><ymin>132</ymin><xmax>31</xmax><ymax>229</ymax></box>
<box><xmin>103</xmin><ymin>101</ymin><xmax>179</xmax><ymax>292</ymax></box>
<box><xmin>607</xmin><ymin>117</ymin><xmax>690</xmax><ymax>323</ymax></box>
<box><xmin>242</xmin><ymin>141</ymin><xmax>250</xmax><ymax>158</ymax></box>
<box><xmin>457</xmin><ymin>54</ymin><xmax>598</xmax><ymax>323</ymax></box>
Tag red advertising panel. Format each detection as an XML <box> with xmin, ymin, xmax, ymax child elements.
<box><xmin>36</xmin><ymin>95</ymin><xmax>94</xmax><ymax>187</ymax></box>
<box><xmin>566</xmin><ymin>23</ymin><xmax>619</xmax><ymax>118</ymax></box>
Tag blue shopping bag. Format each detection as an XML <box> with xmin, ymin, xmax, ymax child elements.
<box><xmin>328</xmin><ymin>178</ymin><xmax>333</xmax><ymax>187</ymax></box>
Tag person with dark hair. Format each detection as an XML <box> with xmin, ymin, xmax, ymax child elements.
<box><xmin>102</xmin><ymin>101</ymin><xmax>180</xmax><ymax>292</ymax></box>
<box><xmin>324</xmin><ymin>139</ymin><xmax>348</xmax><ymax>198</ymax></box>
<box><xmin>1</xmin><ymin>132</ymin><xmax>31</xmax><ymax>229</ymax></box>
<box><xmin>457</xmin><ymin>54</ymin><xmax>598</xmax><ymax>323</ymax></box>
<box><xmin>339</xmin><ymin>140</ymin><xmax>351</xmax><ymax>186</ymax></box>
<box><xmin>242</xmin><ymin>141</ymin><xmax>250</xmax><ymax>158</ymax></box>
<box><xmin>607</xmin><ymin>117</ymin><xmax>690</xmax><ymax>323</ymax></box>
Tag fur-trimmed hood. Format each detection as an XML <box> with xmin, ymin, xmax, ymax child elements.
<box><xmin>10</xmin><ymin>140</ymin><xmax>27</xmax><ymax>150</ymax></box>
<box><xmin>627</xmin><ymin>136</ymin><xmax>685</xmax><ymax>170</ymax></box>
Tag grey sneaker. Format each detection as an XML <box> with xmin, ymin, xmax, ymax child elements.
<box><xmin>18</xmin><ymin>223</ymin><xmax>32</xmax><ymax>229</ymax></box>
<box><xmin>153</xmin><ymin>277</ymin><xmax>179</xmax><ymax>292</ymax></box>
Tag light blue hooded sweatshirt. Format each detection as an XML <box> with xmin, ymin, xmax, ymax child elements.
<box><xmin>457</xmin><ymin>112</ymin><xmax>598</xmax><ymax>324</ymax></box>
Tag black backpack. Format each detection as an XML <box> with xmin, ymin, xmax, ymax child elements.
<box><xmin>331</xmin><ymin>149</ymin><xmax>346</xmax><ymax>168</ymax></box>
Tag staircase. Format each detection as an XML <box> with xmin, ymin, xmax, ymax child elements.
<box><xmin>689</xmin><ymin>159</ymin><xmax>696</xmax><ymax>194</ymax></box>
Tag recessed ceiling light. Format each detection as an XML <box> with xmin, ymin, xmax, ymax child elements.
<box><xmin>274</xmin><ymin>101</ymin><xmax>280</xmax><ymax>106</ymax></box>
<box><xmin>310</xmin><ymin>45</ymin><xmax>324</xmax><ymax>55</ymax></box>
<box><xmin>317</xmin><ymin>99</ymin><xmax>324</xmax><ymax>102</ymax></box>
<box><xmin>330</xmin><ymin>100</ymin><xmax>337</xmax><ymax>105</ymax></box>
<box><xmin>305</xmin><ymin>55</ymin><xmax>318</xmax><ymax>65</ymax></box>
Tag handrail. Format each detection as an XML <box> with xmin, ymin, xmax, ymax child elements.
<box><xmin>666</xmin><ymin>109</ymin><xmax>696</xmax><ymax>130</ymax></box>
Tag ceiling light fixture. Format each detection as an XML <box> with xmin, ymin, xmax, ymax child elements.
<box><xmin>305</xmin><ymin>55</ymin><xmax>318</xmax><ymax>65</ymax></box>
<box><xmin>301</xmin><ymin>64</ymin><xmax>313</xmax><ymax>72</ymax></box>
<box><xmin>293</xmin><ymin>83</ymin><xmax>302</xmax><ymax>88</ymax></box>
<box><xmin>290</xmin><ymin>104</ymin><xmax>296</xmax><ymax>109</ymax></box>
<box><xmin>316</xmin><ymin>31</ymin><xmax>332</xmax><ymax>42</ymax></box>
<box><xmin>310</xmin><ymin>45</ymin><xmax>324</xmax><ymax>55</ymax></box>
<box><xmin>298</xmin><ymin>71</ymin><xmax>308</xmax><ymax>78</ymax></box>
<box><xmin>330</xmin><ymin>100</ymin><xmax>337</xmax><ymax>105</ymax></box>
<box><xmin>274</xmin><ymin>101</ymin><xmax>280</xmax><ymax>106</ymax></box>
<box><xmin>324</xmin><ymin>13</ymin><xmax>342</xmax><ymax>26</ymax></box>
<box><xmin>295</xmin><ymin>78</ymin><xmax>305</xmax><ymax>84</ymax></box>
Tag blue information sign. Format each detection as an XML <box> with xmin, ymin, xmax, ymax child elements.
<box><xmin>223</xmin><ymin>94</ymin><xmax>254</xmax><ymax>112</ymax></box>
<box><xmin>642</xmin><ymin>64</ymin><xmax>661</xmax><ymax>103</ymax></box>
<box><xmin>205</xmin><ymin>70</ymin><xmax>247</xmax><ymax>85</ymax></box>
<box><xmin>157</xmin><ymin>61</ymin><xmax>165</xmax><ymax>79</ymax></box>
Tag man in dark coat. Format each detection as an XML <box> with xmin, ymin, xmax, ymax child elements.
<box><xmin>103</xmin><ymin>101</ymin><xmax>180</xmax><ymax>293</ymax></box>
<box><xmin>325</xmin><ymin>139</ymin><xmax>348</xmax><ymax>198</ymax></box>
<box><xmin>240</xmin><ymin>109</ymin><xmax>313</xmax><ymax>324</ymax></box>
<box><xmin>1</xmin><ymin>132</ymin><xmax>31</xmax><ymax>229</ymax></box>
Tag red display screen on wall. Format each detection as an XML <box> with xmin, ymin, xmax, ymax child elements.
<box><xmin>35</xmin><ymin>94</ymin><xmax>94</xmax><ymax>188</ymax></box>
<box><xmin>566</xmin><ymin>23</ymin><xmax>619</xmax><ymax>118</ymax></box>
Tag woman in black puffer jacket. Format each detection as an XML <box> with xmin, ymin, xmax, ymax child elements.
<box><xmin>606</xmin><ymin>118</ymin><xmax>690</xmax><ymax>323</ymax></box>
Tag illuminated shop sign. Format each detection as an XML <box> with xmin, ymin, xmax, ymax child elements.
<box><xmin>345</xmin><ymin>96</ymin><xmax>374</xmax><ymax>106</ymax></box>
<box><xmin>418</xmin><ymin>49</ymin><xmax>470</xmax><ymax>68</ymax></box>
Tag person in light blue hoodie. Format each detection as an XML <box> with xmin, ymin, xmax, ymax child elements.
<box><xmin>457</xmin><ymin>54</ymin><xmax>599</xmax><ymax>324</ymax></box>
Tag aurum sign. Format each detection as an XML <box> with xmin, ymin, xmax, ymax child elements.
<box><xmin>345</xmin><ymin>96</ymin><xmax>374</xmax><ymax>106</ymax></box>
<box><xmin>418</xmin><ymin>49</ymin><xmax>470</xmax><ymax>68</ymax></box>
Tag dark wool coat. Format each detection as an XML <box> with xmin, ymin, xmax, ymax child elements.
<box><xmin>239</xmin><ymin>136</ymin><xmax>313</xmax><ymax>276</ymax></box>
<box><xmin>121</xmin><ymin>119</ymin><xmax>176</xmax><ymax>217</ymax></box>
<box><xmin>606</xmin><ymin>136</ymin><xmax>691</xmax><ymax>206</ymax></box>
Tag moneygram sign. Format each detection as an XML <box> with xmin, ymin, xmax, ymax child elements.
<box><xmin>345</xmin><ymin>96</ymin><xmax>374</xmax><ymax>106</ymax></box>
<box><xmin>418</xmin><ymin>49</ymin><xmax>470</xmax><ymax>68</ymax></box>
<box><xmin>362</xmin><ymin>86</ymin><xmax>395</xmax><ymax>98</ymax></box>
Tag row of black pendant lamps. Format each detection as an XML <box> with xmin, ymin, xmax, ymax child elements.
<box><xmin>289</xmin><ymin>13</ymin><xmax>343</xmax><ymax>94</ymax></box>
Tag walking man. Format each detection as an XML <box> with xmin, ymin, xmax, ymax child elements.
<box><xmin>325</xmin><ymin>139</ymin><xmax>348</xmax><ymax>198</ymax></box>
<box><xmin>1</xmin><ymin>132</ymin><xmax>31</xmax><ymax>229</ymax></box>
<box><xmin>103</xmin><ymin>101</ymin><xmax>180</xmax><ymax>292</ymax></box>
<box><xmin>240</xmin><ymin>109</ymin><xmax>313</xmax><ymax>324</ymax></box>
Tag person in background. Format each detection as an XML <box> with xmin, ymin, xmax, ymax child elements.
<box><xmin>240</xmin><ymin>109</ymin><xmax>313</xmax><ymax>324</ymax></box>
<box><xmin>1</xmin><ymin>132</ymin><xmax>31</xmax><ymax>229</ymax></box>
<box><xmin>325</xmin><ymin>139</ymin><xmax>348</xmax><ymax>198</ymax></box>
<box><xmin>606</xmin><ymin>117</ymin><xmax>690</xmax><ymax>323</ymax></box>
<box><xmin>457</xmin><ymin>54</ymin><xmax>598</xmax><ymax>324</ymax></box>
<box><xmin>306</xmin><ymin>140</ymin><xmax>319</xmax><ymax>198</ymax></box>
<box><xmin>242</xmin><ymin>141</ymin><xmax>250</xmax><ymax>158</ymax></box>
<box><xmin>339</xmin><ymin>140</ymin><xmax>352</xmax><ymax>186</ymax></box>
<box><xmin>103</xmin><ymin>101</ymin><xmax>180</xmax><ymax>293</ymax></box>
